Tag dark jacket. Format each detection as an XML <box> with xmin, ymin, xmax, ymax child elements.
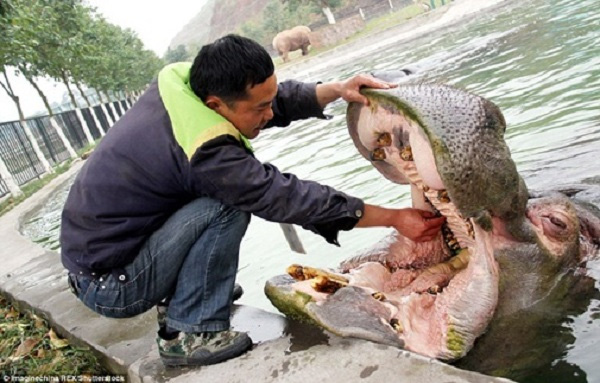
<box><xmin>60</xmin><ymin>76</ymin><xmax>364</xmax><ymax>278</ymax></box>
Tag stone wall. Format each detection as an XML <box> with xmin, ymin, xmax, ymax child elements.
<box><xmin>309</xmin><ymin>15</ymin><xmax>366</xmax><ymax>48</ymax></box>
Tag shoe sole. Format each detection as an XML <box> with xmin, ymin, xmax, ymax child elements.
<box><xmin>161</xmin><ymin>336</ymin><xmax>253</xmax><ymax>367</ymax></box>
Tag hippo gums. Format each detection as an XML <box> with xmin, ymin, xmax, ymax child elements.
<box><xmin>264</xmin><ymin>83</ymin><xmax>600</xmax><ymax>373</ymax></box>
<box><xmin>272</xmin><ymin>25</ymin><xmax>311</xmax><ymax>63</ymax></box>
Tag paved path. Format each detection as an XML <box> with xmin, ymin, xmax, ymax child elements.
<box><xmin>0</xmin><ymin>1</ymin><xmax>517</xmax><ymax>381</ymax></box>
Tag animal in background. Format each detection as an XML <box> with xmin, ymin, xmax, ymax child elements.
<box><xmin>272</xmin><ymin>25</ymin><xmax>312</xmax><ymax>63</ymax></box>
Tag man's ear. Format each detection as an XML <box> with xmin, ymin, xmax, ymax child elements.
<box><xmin>204</xmin><ymin>95</ymin><xmax>223</xmax><ymax>111</ymax></box>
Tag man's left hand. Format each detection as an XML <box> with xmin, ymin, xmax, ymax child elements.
<box><xmin>339</xmin><ymin>74</ymin><xmax>398</xmax><ymax>105</ymax></box>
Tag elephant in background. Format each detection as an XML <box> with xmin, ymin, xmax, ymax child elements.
<box><xmin>272</xmin><ymin>25</ymin><xmax>311</xmax><ymax>63</ymax></box>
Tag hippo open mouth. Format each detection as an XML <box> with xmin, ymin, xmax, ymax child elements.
<box><xmin>265</xmin><ymin>84</ymin><xmax>535</xmax><ymax>361</ymax></box>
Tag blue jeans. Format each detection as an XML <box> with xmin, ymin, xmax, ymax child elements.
<box><xmin>68</xmin><ymin>198</ymin><xmax>250</xmax><ymax>333</ymax></box>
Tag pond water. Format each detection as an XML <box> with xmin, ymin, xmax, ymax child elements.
<box><xmin>21</xmin><ymin>0</ymin><xmax>599</xmax><ymax>381</ymax></box>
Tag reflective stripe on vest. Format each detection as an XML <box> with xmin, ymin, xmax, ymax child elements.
<box><xmin>158</xmin><ymin>62</ymin><xmax>253</xmax><ymax>159</ymax></box>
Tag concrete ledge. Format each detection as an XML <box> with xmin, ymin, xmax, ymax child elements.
<box><xmin>0</xmin><ymin>158</ymin><xmax>514</xmax><ymax>383</ymax></box>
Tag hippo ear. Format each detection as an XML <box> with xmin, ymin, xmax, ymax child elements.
<box><xmin>369</xmin><ymin>67</ymin><xmax>418</xmax><ymax>83</ymax></box>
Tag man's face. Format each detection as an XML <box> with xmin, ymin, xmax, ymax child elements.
<box><xmin>210</xmin><ymin>74</ymin><xmax>278</xmax><ymax>140</ymax></box>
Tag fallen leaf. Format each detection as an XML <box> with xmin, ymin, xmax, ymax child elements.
<box><xmin>36</xmin><ymin>347</ymin><xmax>46</xmax><ymax>358</ymax></box>
<box><xmin>32</xmin><ymin>314</ymin><xmax>46</xmax><ymax>330</ymax></box>
<box><xmin>5</xmin><ymin>307</ymin><xmax>18</xmax><ymax>319</ymax></box>
<box><xmin>48</xmin><ymin>329</ymin><xmax>69</xmax><ymax>349</ymax></box>
<box><xmin>14</xmin><ymin>337</ymin><xmax>40</xmax><ymax>357</ymax></box>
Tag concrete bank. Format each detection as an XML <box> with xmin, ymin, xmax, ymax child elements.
<box><xmin>0</xmin><ymin>1</ymin><xmax>517</xmax><ymax>381</ymax></box>
<box><xmin>0</xmin><ymin>164</ymin><xmax>513</xmax><ymax>383</ymax></box>
<box><xmin>0</xmin><ymin>163</ymin><xmax>513</xmax><ymax>382</ymax></box>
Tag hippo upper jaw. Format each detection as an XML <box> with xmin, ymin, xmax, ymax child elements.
<box><xmin>347</xmin><ymin>85</ymin><xmax>530</xmax><ymax>238</ymax></box>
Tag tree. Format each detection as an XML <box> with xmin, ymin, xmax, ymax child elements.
<box><xmin>282</xmin><ymin>0</ymin><xmax>342</xmax><ymax>24</ymax></box>
<box><xmin>164</xmin><ymin>45</ymin><xmax>189</xmax><ymax>64</ymax></box>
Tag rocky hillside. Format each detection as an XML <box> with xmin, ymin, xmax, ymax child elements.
<box><xmin>168</xmin><ymin>0</ymin><xmax>409</xmax><ymax>52</ymax></box>
<box><xmin>168</xmin><ymin>0</ymin><xmax>270</xmax><ymax>50</ymax></box>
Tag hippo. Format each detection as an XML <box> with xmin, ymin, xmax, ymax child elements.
<box><xmin>264</xmin><ymin>84</ymin><xmax>600</xmax><ymax>373</ymax></box>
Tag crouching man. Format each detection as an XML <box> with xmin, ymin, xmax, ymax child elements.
<box><xmin>60</xmin><ymin>35</ymin><xmax>444</xmax><ymax>367</ymax></box>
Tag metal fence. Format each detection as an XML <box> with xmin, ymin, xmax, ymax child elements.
<box><xmin>0</xmin><ymin>99</ymin><xmax>132</xmax><ymax>199</ymax></box>
<box><xmin>0</xmin><ymin>121</ymin><xmax>45</xmax><ymax>187</ymax></box>
<box><xmin>0</xmin><ymin>177</ymin><xmax>8</xmax><ymax>197</ymax></box>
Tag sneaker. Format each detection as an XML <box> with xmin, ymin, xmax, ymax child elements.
<box><xmin>158</xmin><ymin>330</ymin><xmax>252</xmax><ymax>366</ymax></box>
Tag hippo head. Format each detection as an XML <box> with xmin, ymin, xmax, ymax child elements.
<box><xmin>265</xmin><ymin>84</ymin><xmax>598</xmax><ymax>362</ymax></box>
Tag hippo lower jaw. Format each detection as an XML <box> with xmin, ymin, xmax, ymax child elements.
<box><xmin>265</xmin><ymin>211</ymin><xmax>499</xmax><ymax>361</ymax></box>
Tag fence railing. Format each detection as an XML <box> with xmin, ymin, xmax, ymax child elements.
<box><xmin>0</xmin><ymin>97</ymin><xmax>136</xmax><ymax>199</ymax></box>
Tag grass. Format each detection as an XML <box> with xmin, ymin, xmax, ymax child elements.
<box><xmin>0</xmin><ymin>295</ymin><xmax>110</xmax><ymax>377</ymax></box>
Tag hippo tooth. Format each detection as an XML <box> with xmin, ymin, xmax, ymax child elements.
<box><xmin>286</xmin><ymin>264</ymin><xmax>307</xmax><ymax>280</ymax></box>
<box><xmin>390</xmin><ymin>318</ymin><xmax>403</xmax><ymax>333</ymax></box>
<box><xmin>400</xmin><ymin>146</ymin><xmax>413</xmax><ymax>161</ymax></box>
<box><xmin>372</xmin><ymin>292</ymin><xmax>386</xmax><ymax>301</ymax></box>
<box><xmin>370</xmin><ymin>148</ymin><xmax>386</xmax><ymax>161</ymax></box>
<box><xmin>427</xmin><ymin>285</ymin><xmax>442</xmax><ymax>294</ymax></box>
<box><xmin>310</xmin><ymin>275</ymin><xmax>348</xmax><ymax>294</ymax></box>
<box><xmin>438</xmin><ymin>190</ymin><xmax>451</xmax><ymax>203</ymax></box>
<box><xmin>287</xmin><ymin>264</ymin><xmax>349</xmax><ymax>283</ymax></box>
<box><xmin>376</xmin><ymin>132</ymin><xmax>392</xmax><ymax>147</ymax></box>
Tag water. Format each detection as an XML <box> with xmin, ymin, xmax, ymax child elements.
<box><xmin>21</xmin><ymin>0</ymin><xmax>600</xmax><ymax>381</ymax></box>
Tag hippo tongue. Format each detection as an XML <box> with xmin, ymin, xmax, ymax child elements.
<box><xmin>392</xmin><ymin>223</ymin><xmax>499</xmax><ymax>360</ymax></box>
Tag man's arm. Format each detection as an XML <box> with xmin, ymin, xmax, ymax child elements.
<box><xmin>356</xmin><ymin>204</ymin><xmax>446</xmax><ymax>243</ymax></box>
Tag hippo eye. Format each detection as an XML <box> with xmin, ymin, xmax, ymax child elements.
<box><xmin>549</xmin><ymin>216</ymin><xmax>567</xmax><ymax>229</ymax></box>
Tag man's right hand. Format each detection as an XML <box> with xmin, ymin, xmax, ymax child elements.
<box><xmin>391</xmin><ymin>208</ymin><xmax>446</xmax><ymax>242</ymax></box>
<box><xmin>355</xmin><ymin>204</ymin><xmax>446</xmax><ymax>242</ymax></box>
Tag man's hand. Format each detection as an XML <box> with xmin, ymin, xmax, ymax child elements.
<box><xmin>355</xmin><ymin>204</ymin><xmax>446</xmax><ymax>243</ymax></box>
<box><xmin>315</xmin><ymin>74</ymin><xmax>397</xmax><ymax>108</ymax></box>
<box><xmin>339</xmin><ymin>74</ymin><xmax>397</xmax><ymax>106</ymax></box>
<box><xmin>392</xmin><ymin>209</ymin><xmax>446</xmax><ymax>242</ymax></box>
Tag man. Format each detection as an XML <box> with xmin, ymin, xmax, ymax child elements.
<box><xmin>61</xmin><ymin>35</ymin><xmax>445</xmax><ymax>367</ymax></box>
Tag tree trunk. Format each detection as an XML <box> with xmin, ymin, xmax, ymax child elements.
<box><xmin>322</xmin><ymin>6</ymin><xmax>336</xmax><ymax>24</ymax></box>
<box><xmin>95</xmin><ymin>89</ymin><xmax>104</xmax><ymax>104</ymax></box>
<box><xmin>74</xmin><ymin>81</ymin><xmax>91</xmax><ymax>107</ymax></box>
<box><xmin>2</xmin><ymin>68</ymin><xmax>54</xmax><ymax>174</ymax></box>
<box><xmin>61</xmin><ymin>70</ymin><xmax>79</xmax><ymax>109</ymax></box>
<box><xmin>21</xmin><ymin>68</ymin><xmax>53</xmax><ymax>117</ymax></box>
<box><xmin>20</xmin><ymin>69</ymin><xmax>78</xmax><ymax>159</ymax></box>
<box><xmin>0</xmin><ymin>68</ymin><xmax>26</xmax><ymax>121</ymax></box>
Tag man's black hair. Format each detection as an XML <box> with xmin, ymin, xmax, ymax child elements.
<box><xmin>190</xmin><ymin>34</ymin><xmax>274</xmax><ymax>105</ymax></box>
